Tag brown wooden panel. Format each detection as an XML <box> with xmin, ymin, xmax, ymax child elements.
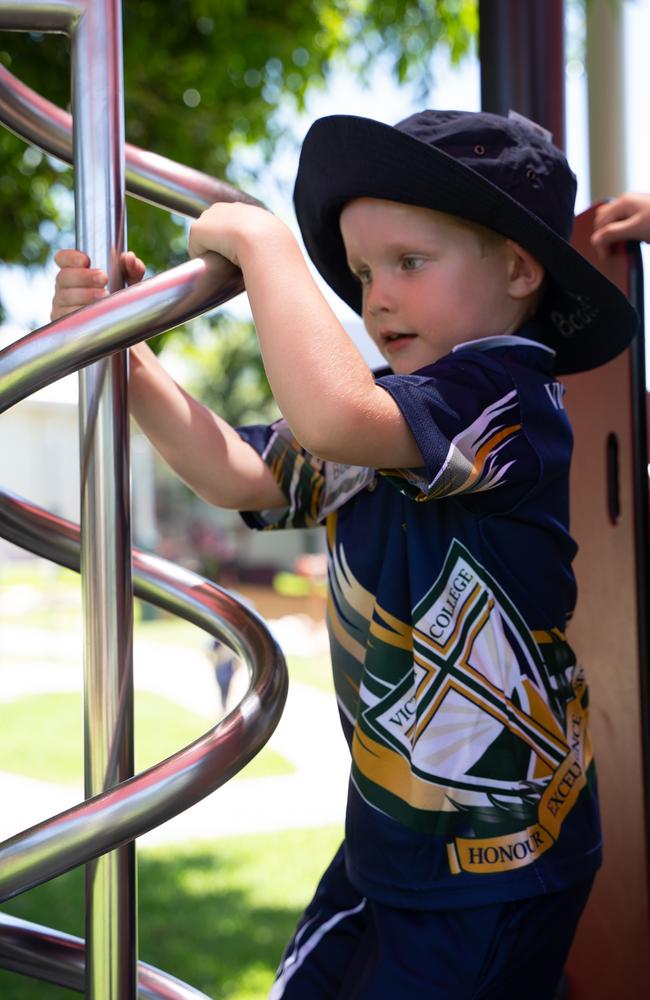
<box><xmin>564</xmin><ymin>206</ymin><xmax>650</xmax><ymax>996</ymax></box>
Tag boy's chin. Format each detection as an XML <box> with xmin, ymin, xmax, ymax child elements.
<box><xmin>386</xmin><ymin>351</ymin><xmax>441</xmax><ymax>375</ymax></box>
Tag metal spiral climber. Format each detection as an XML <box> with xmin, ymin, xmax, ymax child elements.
<box><xmin>0</xmin><ymin>3</ymin><xmax>288</xmax><ymax>997</ymax></box>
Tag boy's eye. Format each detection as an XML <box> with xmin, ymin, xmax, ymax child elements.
<box><xmin>353</xmin><ymin>268</ymin><xmax>372</xmax><ymax>286</ymax></box>
<box><xmin>401</xmin><ymin>255</ymin><xmax>423</xmax><ymax>271</ymax></box>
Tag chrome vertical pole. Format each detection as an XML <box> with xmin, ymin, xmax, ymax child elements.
<box><xmin>71</xmin><ymin>2</ymin><xmax>136</xmax><ymax>998</ymax></box>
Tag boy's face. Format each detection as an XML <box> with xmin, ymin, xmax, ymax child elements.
<box><xmin>339</xmin><ymin>198</ymin><xmax>523</xmax><ymax>374</ymax></box>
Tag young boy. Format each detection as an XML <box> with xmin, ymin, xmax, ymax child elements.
<box><xmin>52</xmin><ymin>111</ymin><xmax>638</xmax><ymax>998</ymax></box>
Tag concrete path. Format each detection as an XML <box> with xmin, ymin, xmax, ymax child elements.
<box><xmin>0</xmin><ymin>620</ymin><xmax>349</xmax><ymax>849</ymax></box>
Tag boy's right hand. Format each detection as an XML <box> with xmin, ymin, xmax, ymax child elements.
<box><xmin>51</xmin><ymin>249</ymin><xmax>145</xmax><ymax>321</ymax></box>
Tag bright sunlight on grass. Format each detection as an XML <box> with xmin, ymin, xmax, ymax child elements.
<box><xmin>0</xmin><ymin>691</ymin><xmax>294</xmax><ymax>786</ymax></box>
<box><xmin>0</xmin><ymin>558</ymin><xmax>340</xmax><ymax>1000</ymax></box>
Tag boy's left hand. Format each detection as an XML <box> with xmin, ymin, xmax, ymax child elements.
<box><xmin>188</xmin><ymin>201</ymin><xmax>287</xmax><ymax>268</ymax></box>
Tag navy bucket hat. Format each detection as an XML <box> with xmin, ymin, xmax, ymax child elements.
<box><xmin>293</xmin><ymin>110</ymin><xmax>639</xmax><ymax>374</ymax></box>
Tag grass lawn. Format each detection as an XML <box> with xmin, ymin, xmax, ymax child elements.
<box><xmin>0</xmin><ymin>824</ymin><xmax>343</xmax><ymax>999</ymax></box>
<box><xmin>0</xmin><ymin>562</ymin><xmax>342</xmax><ymax>998</ymax></box>
<box><xmin>0</xmin><ymin>563</ymin><xmax>334</xmax><ymax>784</ymax></box>
<box><xmin>0</xmin><ymin>690</ymin><xmax>294</xmax><ymax>785</ymax></box>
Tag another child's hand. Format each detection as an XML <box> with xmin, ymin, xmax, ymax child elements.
<box><xmin>591</xmin><ymin>193</ymin><xmax>650</xmax><ymax>259</ymax></box>
<box><xmin>51</xmin><ymin>249</ymin><xmax>145</xmax><ymax>321</ymax></box>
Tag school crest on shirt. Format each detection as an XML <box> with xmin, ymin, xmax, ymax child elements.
<box><xmin>341</xmin><ymin>538</ymin><xmax>592</xmax><ymax>874</ymax></box>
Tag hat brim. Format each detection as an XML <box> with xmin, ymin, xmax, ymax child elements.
<box><xmin>293</xmin><ymin>115</ymin><xmax>639</xmax><ymax>375</ymax></box>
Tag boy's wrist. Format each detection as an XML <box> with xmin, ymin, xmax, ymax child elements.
<box><xmin>235</xmin><ymin>209</ymin><xmax>296</xmax><ymax>267</ymax></box>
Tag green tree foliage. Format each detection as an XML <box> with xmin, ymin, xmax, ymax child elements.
<box><xmin>174</xmin><ymin>315</ymin><xmax>281</xmax><ymax>429</ymax></box>
<box><xmin>0</xmin><ymin>1</ymin><xmax>477</xmax><ymax>422</ymax></box>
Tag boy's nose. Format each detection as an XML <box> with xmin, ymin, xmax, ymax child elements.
<box><xmin>365</xmin><ymin>276</ymin><xmax>396</xmax><ymax>315</ymax></box>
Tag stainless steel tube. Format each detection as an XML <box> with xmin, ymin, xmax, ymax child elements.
<box><xmin>0</xmin><ymin>254</ymin><xmax>244</xmax><ymax>412</ymax></box>
<box><xmin>71</xmin><ymin>2</ymin><xmax>135</xmax><ymax>997</ymax></box>
<box><xmin>0</xmin><ymin>489</ymin><xmax>287</xmax><ymax>902</ymax></box>
<box><xmin>0</xmin><ymin>907</ymin><xmax>213</xmax><ymax>998</ymax></box>
<box><xmin>0</xmin><ymin>0</ymin><xmax>83</xmax><ymax>32</ymax></box>
<box><xmin>0</xmin><ymin>5</ymin><xmax>289</xmax><ymax>996</ymax></box>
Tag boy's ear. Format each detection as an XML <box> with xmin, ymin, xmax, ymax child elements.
<box><xmin>504</xmin><ymin>239</ymin><xmax>545</xmax><ymax>299</ymax></box>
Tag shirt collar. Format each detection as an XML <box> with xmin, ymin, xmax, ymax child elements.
<box><xmin>451</xmin><ymin>333</ymin><xmax>556</xmax><ymax>357</ymax></box>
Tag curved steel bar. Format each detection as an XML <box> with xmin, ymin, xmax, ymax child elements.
<box><xmin>0</xmin><ymin>17</ymin><xmax>282</xmax><ymax>996</ymax></box>
<box><xmin>0</xmin><ymin>489</ymin><xmax>288</xmax><ymax>902</ymax></box>
<box><xmin>0</xmin><ymin>912</ymin><xmax>212</xmax><ymax>998</ymax></box>
<box><xmin>0</xmin><ymin>487</ymin><xmax>269</xmax><ymax>645</ymax></box>
<box><xmin>0</xmin><ymin>0</ymin><xmax>84</xmax><ymax>32</ymax></box>
<box><xmin>0</xmin><ymin>64</ymin><xmax>262</xmax><ymax>216</ymax></box>
<box><xmin>0</xmin><ymin>252</ymin><xmax>244</xmax><ymax>413</ymax></box>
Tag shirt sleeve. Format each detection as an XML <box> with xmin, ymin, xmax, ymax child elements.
<box><xmin>375</xmin><ymin>352</ymin><xmax>539</xmax><ymax>504</ymax></box>
<box><xmin>238</xmin><ymin>418</ymin><xmax>375</xmax><ymax>530</ymax></box>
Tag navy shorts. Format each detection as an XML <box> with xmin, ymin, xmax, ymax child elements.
<box><xmin>270</xmin><ymin>845</ymin><xmax>593</xmax><ymax>1000</ymax></box>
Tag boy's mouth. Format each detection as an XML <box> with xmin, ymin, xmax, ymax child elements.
<box><xmin>380</xmin><ymin>331</ymin><xmax>417</xmax><ymax>350</ymax></box>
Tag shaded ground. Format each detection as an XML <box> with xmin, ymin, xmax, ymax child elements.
<box><xmin>0</xmin><ymin>825</ymin><xmax>344</xmax><ymax>999</ymax></box>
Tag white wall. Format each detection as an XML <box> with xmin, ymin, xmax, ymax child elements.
<box><xmin>0</xmin><ymin>396</ymin><xmax>79</xmax><ymax>520</ymax></box>
<box><xmin>0</xmin><ymin>388</ymin><xmax>160</xmax><ymax>560</ymax></box>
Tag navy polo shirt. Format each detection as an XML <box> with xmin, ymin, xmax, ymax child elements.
<box><xmin>239</xmin><ymin>330</ymin><xmax>601</xmax><ymax>909</ymax></box>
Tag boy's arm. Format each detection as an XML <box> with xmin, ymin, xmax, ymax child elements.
<box><xmin>127</xmin><ymin>342</ymin><xmax>286</xmax><ymax>509</ymax></box>
<box><xmin>52</xmin><ymin>250</ymin><xmax>286</xmax><ymax>511</ymax></box>
<box><xmin>189</xmin><ymin>203</ymin><xmax>424</xmax><ymax>470</ymax></box>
